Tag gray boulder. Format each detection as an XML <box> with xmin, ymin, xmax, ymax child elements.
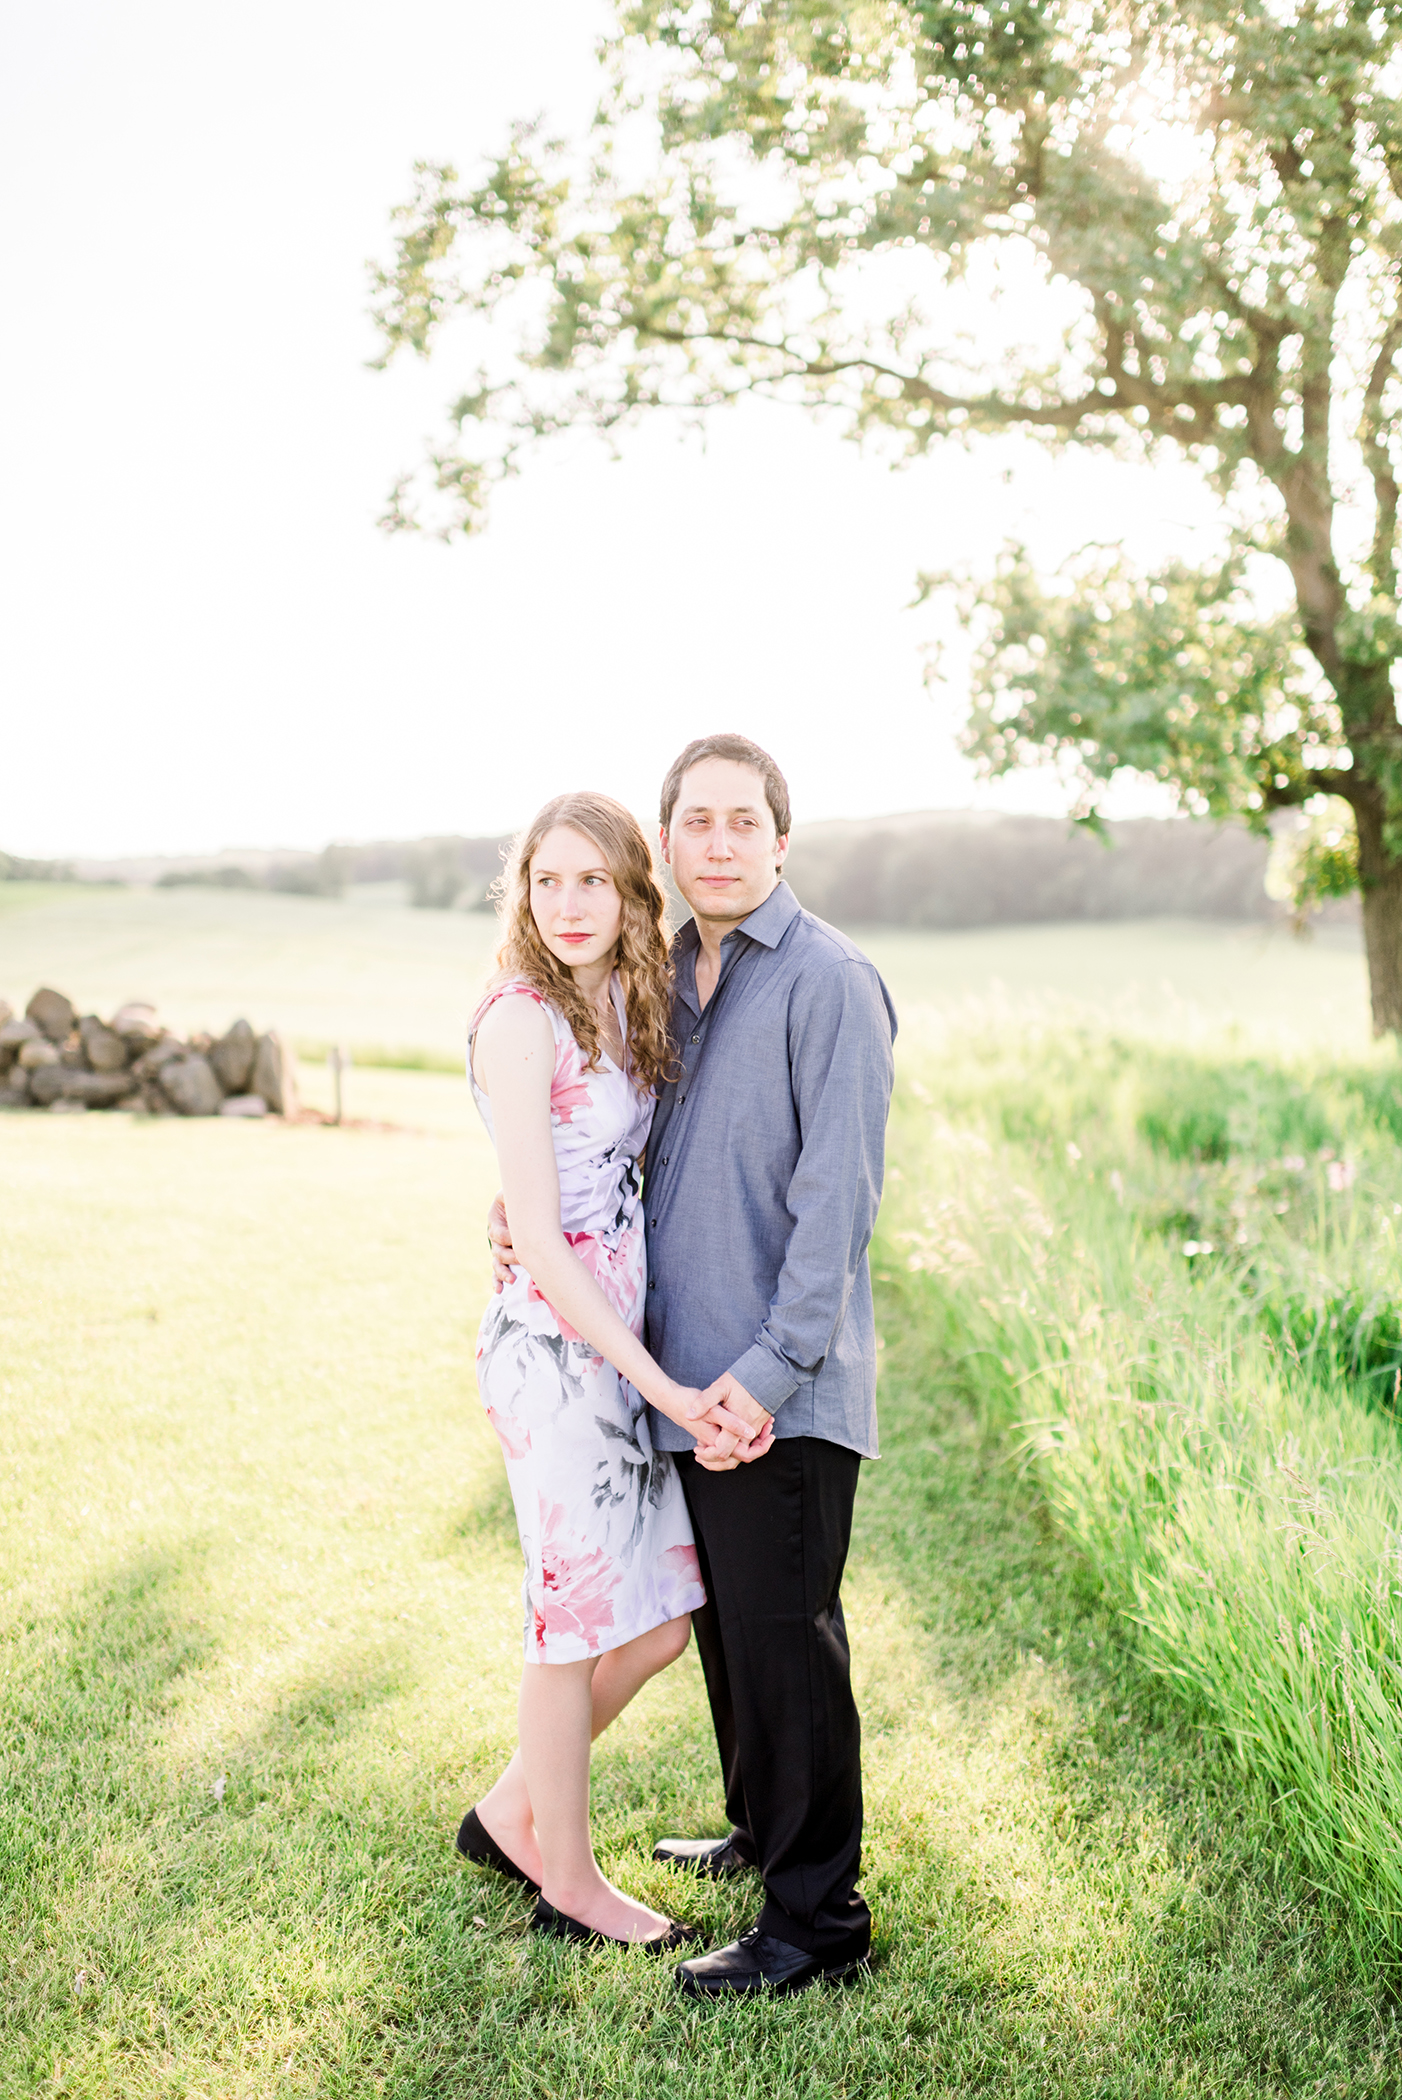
<box><xmin>160</xmin><ymin>1055</ymin><xmax>223</xmax><ymax>1116</ymax></box>
<box><xmin>29</xmin><ymin>1066</ymin><xmax>137</xmax><ymax>1108</ymax></box>
<box><xmin>0</xmin><ymin>1000</ymin><xmax>11</xmax><ymax>1031</ymax></box>
<box><xmin>0</xmin><ymin>1074</ymin><xmax>30</xmax><ymax>1107</ymax></box>
<box><xmin>79</xmin><ymin>1016</ymin><xmax>129</xmax><ymax>1072</ymax></box>
<box><xmin>132</xmin><ymin>1034</ymin><xmax>185</xmax><ymax>1080</ymax></box>
<box><xmin>18</xmin><ymin>1038</ymin><xmax>59</xmax><ymax>1071</ymax></box>
<box><xmin>252</xmin><ymin>1031</ymin><xmax>299</xmax><ymax>1118</ymax></box>
<box><xmin>211</xmin><ymin>1018</ymin><xmax>256</xmax><ymax>1094</ymax></box>
<box><xmin>219</xmin><ymin>1092</ymin><xmax>268</xmax><ymax>1118</ymax></box>
<box><xmin>111</xmin><ymin>1002</ymin><xmax>161</xmax><ymax>1047</ymax></box>
<box><xmin>26</xmin><ymin>987</ymin><xmax>76</xmax><ymax>1041</ymax></box>
<box><xmin>0</xmin><ymin>1014</ymin><xmax>36</xmax><ymax>1076</ymax></box>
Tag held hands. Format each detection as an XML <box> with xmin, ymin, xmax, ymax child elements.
<box><xmin>687</xmin><ymin>1374</ymin><xmax>775</xmax><ymax>1474</ymax></box>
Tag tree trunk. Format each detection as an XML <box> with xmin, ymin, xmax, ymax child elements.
<box><xmin>1353</xmin><ymin>790</ymin><xmax>1402</xmax><ymax>1035</ymax></box>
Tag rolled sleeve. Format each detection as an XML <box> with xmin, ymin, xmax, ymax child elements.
<box><xmin>726</xmin><ymin>960</ymin><xmax>895</xmax><ymax>1412</ymax></box>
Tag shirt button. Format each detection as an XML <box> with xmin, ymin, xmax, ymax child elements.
<box><xmin>690</xmin><ymin>1034</ymin><xmax>700</xmax><ymax>1043</ymax></box>
<box><xmin>650</xmin><ymin>1217</ymin><xmax>657</xmax><ymax>1227</ymax></box>
<box><xmin>648</xmin><ymin>1279</ymin><xmax>656</xmax><ymax>1289</ymax></box>
<box><xmin>659</xmin><ymin>1156</ymin><xmax>668</xmax><ymax>1166</ymax></box>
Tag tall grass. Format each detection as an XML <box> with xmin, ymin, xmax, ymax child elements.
<box><xmin>881</xmin><ymin>1025</ymin><xmax>1402</xmax><ymax>1961</ymax></box>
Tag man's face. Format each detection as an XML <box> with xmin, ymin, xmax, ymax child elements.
<box><xmin>662</xmin><ymin>757</ymin><xmax>789</xmax><ymax>926</ymax></box>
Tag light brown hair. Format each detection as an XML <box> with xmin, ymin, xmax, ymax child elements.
<box><xmin>491</xmin><ymin>792</ymin><xmax>675</xmax><ymax>1091</ymax></box>
<box><xmin>659</xmin><ymin>733</ymin><xmax>793</xmax><ymax>851</ymax></box>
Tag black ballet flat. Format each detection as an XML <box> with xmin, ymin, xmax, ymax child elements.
<box><xmin>455</xmin><ymin>1806</ymin><xmax>542</xmax><ymax>1896</ymax></box>
<box><xmin>531</xmin><ymin>1895</ymin><xmax>700</xmax><ymax>1954</ymax></box>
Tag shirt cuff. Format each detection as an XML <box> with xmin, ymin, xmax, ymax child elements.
<box><xmin>727</xmin><ymin>1343</ymin><xmax>799</xmax><ymax>1414</ymax></box>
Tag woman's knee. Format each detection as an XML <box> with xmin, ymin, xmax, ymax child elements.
<box><xmin>656</xmin><ymin>1613</ymin><xmax>692</xmax><ymax>1666</ymax></box>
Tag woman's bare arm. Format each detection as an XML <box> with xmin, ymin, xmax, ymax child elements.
<box><xmin>474</xmin><ymin>997</ymin><xmax>760</xmax><ymax>1445</ymax></box>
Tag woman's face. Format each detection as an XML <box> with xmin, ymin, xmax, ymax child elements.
<box><xmin>529</xmin><ymin>825</ymin><xmax>623</xmax><ymax>972</ymax></box>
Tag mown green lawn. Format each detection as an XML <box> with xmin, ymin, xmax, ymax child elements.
<box><xmin>2</xmin><ymin>1073</ymin><xmax>1396</xmax><ymax>2097</ymax></box>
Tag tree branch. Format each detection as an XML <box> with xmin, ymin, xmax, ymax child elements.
<box><xmin>635</xmin><ymin>319</ymin><xmax>1260</xmax><ymax>439</ymax></box>
<box><xmin>1363</xmin><ymin>297</ymin><xmax>1402</xmax><ymax>598</ymax></box>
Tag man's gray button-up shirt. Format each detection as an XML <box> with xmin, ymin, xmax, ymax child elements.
<box><xmin>643</xmin><ymin>881</ymin><xmax>897</xmax><ymax>1461</ymax></box>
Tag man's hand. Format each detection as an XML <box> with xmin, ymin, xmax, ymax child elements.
<box><xmin>676</xmin><ymin>1384</ymin><xmax>765</xmax><ymax>1468</ymax></box>
<box><xmin>487</xmin><ymin>1194</ymin><xmax>515</xmax><ymax>1292</ymax></box>
<box><xmin>692</xmin><ymin>1373</ymin><xmax>774</xmax><ymax>1472</ymax></box>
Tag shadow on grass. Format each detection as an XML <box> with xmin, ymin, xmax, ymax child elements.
<box><xmin>392</xmin><ymin>1280</ymin><xmax>1402</xmax><ymax>2100</ymax></box>
<box><xmin>0</xmin><ymin>1552</ymin><xmax>214</xmax><ymax>2080</ymax></box>
<box><xmin>1</xmin><ymin>1551</ymin><xmax>212</xmax><ymax>1886</ymax></box>
<box><xmin>838</xmin><ymin>1266</ymin><xmax>1397</xmax><ymax>2092</ymax></box>
<box><xmin>8</xmin><ymin>1331</ymin><xmax>1400</xmax><ymax>2097</ymax></box>
<box><xmin>447</xmin><ymin>1460</ymin><xmax>517</xmax><ymax>1553</ymax></box>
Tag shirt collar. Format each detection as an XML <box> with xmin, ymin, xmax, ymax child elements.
<box><xmin>734</xmin><ymin>879</ymin><xmax>800</xmax><ymax>949</ymax></box>
<box><xmin>670</xmin><ymin>879</ymin><xmax>799</xmax><ymax>961</ymax></box>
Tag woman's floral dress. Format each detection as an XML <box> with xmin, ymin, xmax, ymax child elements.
<box><xmin>468</xmin><ymin>975</ymin><xmax>706</xmax><ymax>1664</ymax></box>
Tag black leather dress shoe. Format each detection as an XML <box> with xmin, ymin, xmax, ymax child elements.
<box><xmin>532</xmin><ymin>1897</ymin><xmax>700</xmax><ymax>1953</ymax></box>
<box><xmin>455</xmin><ymin>1807</ymin><xmax>541</xmax><ymax>1896</ymax></box>
<box><xmin>675</xmin><ymin>1923</ymin><xmax>870</xmax><ymax>1998</ymax></box>
<box><xmin>651</xmin><ymin>1833</ymin><xmax>755</xmax><ymax>1880</ymax></box>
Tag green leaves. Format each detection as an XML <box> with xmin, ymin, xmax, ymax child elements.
<box><xmin>369</xmin><ymin>1</ymin><xmax>1402</xmax><ymax>949</ymax></box>
<box><xmin>944</xmin><ymin>539</ymin><xmax>1346</xmax><ymax>820</ymax></box>
<box><xmin>1267</xmin><ymin>796</ymin><xmax>1361</xmax><ymax>924</ymax></box>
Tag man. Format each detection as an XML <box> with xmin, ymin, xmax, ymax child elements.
<box><xmin>494</xmin><ymin>733</ymin><xmax>896</xmax><ymax>1997</ymax></box>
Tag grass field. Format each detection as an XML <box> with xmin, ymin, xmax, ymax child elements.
<box><xmin>0</xmin><ymin>882</ymin><xmax>1372</xmax><ymax>1058</ymax></box>
<box><xmin>4</xmin><ymin>887</ymin><xmax>1402</xmax><ymax>2095</ymax></box>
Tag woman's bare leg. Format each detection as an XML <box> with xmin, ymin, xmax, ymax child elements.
<box><xmin>589</xmin><ymin>1613</ymin><xmax>691</xmax><ymax>1736</ymax></box>
<box><xmin>473</xmin><ymin>1748</ymin><xmax>544</xmax><ymax>1884</ymax></box>
<box><xmin>517</xmin><ymin>1655</ymin><xmax>670</xmax><ymax>1939</ymax></box>
<box><xmin>474</xmin><ymin>1615</ymin><xmax>692</xmax><ymax>1889</ymax></box>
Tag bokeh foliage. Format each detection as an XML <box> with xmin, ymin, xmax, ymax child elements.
<box><xmin>373</xmin><ymin>0</ymin><xmax>1402</xmax><ymax>1022</ymax></box>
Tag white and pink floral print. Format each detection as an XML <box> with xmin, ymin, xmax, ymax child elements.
<box><xmin>469</xmin><ymin>976</ymin><xmax>706</xmax><ymax>1664</ymax></box>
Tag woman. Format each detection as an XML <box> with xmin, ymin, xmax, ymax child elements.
<box><xmin>458</xmin><ymin>791</ymin><xmax>769</xmax><ymax>1950</ymax></box>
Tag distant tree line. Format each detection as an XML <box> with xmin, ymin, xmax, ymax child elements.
<box><xmin>781</xmin><ymin>814</ymin><xmax>1310</xmax><ymax>931</ymax></box>
<box><xmin>12</xmin><ymin>816</ymin><xmax>1351</xmax><ymax>932</ymax></box>
<box><xmin>153</xmin><ymin>836</ymin><xmax>508</xmax><ymax>908</ymax></box>
<box><xmin>1</xmin><ymin>850</ymin><xmax>76</xmax><ymax>882</ymax></box>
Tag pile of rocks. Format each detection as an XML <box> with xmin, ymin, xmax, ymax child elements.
<box><xmin>0</xmin><ymin>987</ymin><xmax>300</xmax><ymax>1119</ymax></box>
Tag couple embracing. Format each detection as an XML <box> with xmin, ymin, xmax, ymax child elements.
<box><xmin>458</xmin><ymin>733</ymin><xmax>896</xmax><ymax>1998</ymax></box>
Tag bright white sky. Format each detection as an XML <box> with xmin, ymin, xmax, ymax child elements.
<box><xmin>0</xmin><ymin>1</ymin><xmax>1217</xmax><ymax>860</ymax></box>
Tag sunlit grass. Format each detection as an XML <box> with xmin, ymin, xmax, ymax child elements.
<box><xmin>3</xmin><ymin>1068</ymin><xmax>1398</xmax><ymax>2095</ymax></box>
<box><xmin>885</xmin><ymin>1022</ymin><xmax>1402</xmax><ymax>1965</ymax></box>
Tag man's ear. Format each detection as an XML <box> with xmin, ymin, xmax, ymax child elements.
<box><xmin>774</xmin><ymin>832</ymin><xmax>790</xmax><ymax>871</ymax></box>
<box><xmin>659</xmin><ymin>824</ymin><xmax>672</xmax><ymax>868</ymax></box>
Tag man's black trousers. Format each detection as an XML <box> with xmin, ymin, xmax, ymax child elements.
<box><xmin>676</xmin><ymin>1436</ymin><xmax>869</xmax><ymax>1958</ymax></box>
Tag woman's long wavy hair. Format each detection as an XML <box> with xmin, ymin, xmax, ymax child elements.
<box><xmin>490</xmin><ymin>792</ymin><xmax>676</xmax><ymax>1092</ymax></box>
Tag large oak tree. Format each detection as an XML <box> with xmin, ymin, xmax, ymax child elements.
<box><xmin>374</xmin><ymin>0</ymin><xmax>1402</xmax><ymax>1033</ymax></box>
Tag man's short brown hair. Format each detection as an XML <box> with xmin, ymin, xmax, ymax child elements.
<box><xmin>659</xmin><ymin>733</ymin><xmax>792</xmax><ymax>840</ymax></box>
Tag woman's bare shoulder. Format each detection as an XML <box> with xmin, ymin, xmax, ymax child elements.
<box><xmin>472</xmin><ymin>986</ymin><xmax>556</xmax><ymax>1091</ymax></box>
